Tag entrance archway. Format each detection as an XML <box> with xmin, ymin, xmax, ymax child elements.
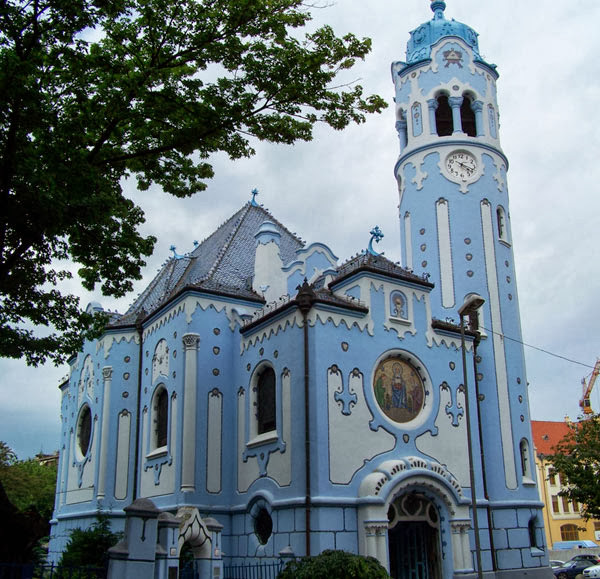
<box><xmin>388</xmin><ymin>494</ymin><xmax>441</xmax><ymax>579</ymax></box>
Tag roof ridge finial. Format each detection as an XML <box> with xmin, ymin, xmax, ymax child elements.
<box><xmin>250</xmin><ymin>188</ymin><xmax>259</xmax><ymax>206</ymax></box>
<box><xmin>431</xmin><ymin>0</ymin><xmax>446</xmax><ymax>19</ymax></box>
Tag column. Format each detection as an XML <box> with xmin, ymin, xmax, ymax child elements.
<box><xmin>448</xmin><ymin>96</ymin><xmax>464</xmax><ymax>135</ymax></box>
<box><xmin>181</xmin><ymin>333</ymin><xmax>200</xmax><ymax>493</ymax></box>
<box><xmin>427</xmin><ymin>98</ymin><xmax>439</xmax><ymax>135</ymax></box>
<box><xmin>471</xmin><ymin>100</ymin><xmax>484</xmax><ymax>136</ymax></box>
<box><xmin>97</xmin><ymin>366</ymin><xmax>112</xmax><ymax>500</ymax></box>
<box><xmin>395</xmin><ymin>118</ymin><xmax>408</xmax><ymax>152</ymax></box>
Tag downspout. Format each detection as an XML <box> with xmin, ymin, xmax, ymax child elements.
<box><xmin>472</xmin><ymin>336</ymin><xmax>497</xmax><ymax>571</ymax></box>
<box><xmin>297</xmin><ymin>280</ymin><xmax>316</xmax><ymax>557</ymax></box>
<box><xmin>133</xmin><ymin>311</ymin><xmax>146</xmax><ymax>500</ymax></box>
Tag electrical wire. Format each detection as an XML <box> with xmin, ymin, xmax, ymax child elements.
<box><xmin>479</xmin><ymin>325</ymin><xmax>595</xmax><ymax>370</ymax></box>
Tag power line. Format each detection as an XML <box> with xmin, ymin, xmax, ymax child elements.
<box><xmin>479</xmin><ymin>325</ymin><xmax>595</xmax><ymax>370</ymax></box>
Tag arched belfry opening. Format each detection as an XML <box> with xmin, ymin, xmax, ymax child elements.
<box><xmin>434</xmin><ymin>95</ymin><xmax>453</xmax><ymax>136</ymax></box>
<box><xmin>460</xmin><ymin>95</ymin><xmax>477</xmax><ymax>137</ymax></box>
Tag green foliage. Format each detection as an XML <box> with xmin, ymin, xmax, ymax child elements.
<box><xmin>548</xmin><ymin>416</ymin><xmax>600</xmax><ymax>520</ymax></box>
<box><xmin>0</xmin><ymin>0</ymin><xmax>387</xmax><ymax>366</ymax></box>
<box><xmin>278</xmin><ymin>550</ymin><xmax>389</xmax><ymax>579</ymax></box>
<box><xmin>58</xmin><ymin>515</ymin><xmax>122</xmax><ymax>569</ymax></box>
<box><xmin>0</xmin><ymin>443</ymin><xmax>57</xmax><ymax>519</ymax></box>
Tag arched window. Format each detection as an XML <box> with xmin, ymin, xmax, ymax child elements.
<box><xmin>560</xmin><ymin>524</ymin><xmax>579</xmax><ymax>541</ymax></box>
<box><xmin>77</xmin><ymin>404</ymin><xmax>92</xmax><ymax>458</ymax></box>
<box><xmin>435</xmin><ymin>95</ymin><xmax>453</xmax><ymax>136</ymax></box>
<box><xmin>153</xmin><ymin>386</ymin><xmax>169</xmax><ymax>449</ymax></box>
<box><xmin>257</xmin><ymin>367</ymin><xmax>276</xmax><ymax>434</ymax></box>
<box><xmin>460</xmin><ymin>96</ymin><xmax>476</xmax><ymax>137</ymax></box>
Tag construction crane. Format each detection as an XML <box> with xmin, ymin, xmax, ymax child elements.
<box><xmin>580</xmin><ymin>359</ymin><xmax>600</xmax><ymax>416</ymax></box>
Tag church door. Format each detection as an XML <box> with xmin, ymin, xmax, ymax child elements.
<box><xmin>387</xmin><ymin>495</ymin><xmax>442</xmax><ymax>579</ymax></box>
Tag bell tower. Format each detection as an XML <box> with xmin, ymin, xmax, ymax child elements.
<box><xmin>393</xmin><ymin>0</ymin><xmax>536</xmax><ymax>504</ymax></box>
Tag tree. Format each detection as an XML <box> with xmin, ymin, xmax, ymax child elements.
<box><xmin>278</xmin><ymin>550</ymin><xmax>389</xmax><ymax>579</ymax></box>
<box><xmin>0</xmin><ymin>0</ymin><xmax>387</xmax><ymax>366</ymax></box>
<box><xmin>548</xmin><ymin>416</ymin><xmax>600</xmax><ymax>520</ymax></box>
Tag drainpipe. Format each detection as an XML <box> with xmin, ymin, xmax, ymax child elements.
<box><xmin>472</xmin><ymin>336</ymin><xmax>497</xmax><ymax>571</ymax></box>
<box><xmin>133</xmin><ymin>311</ymin><xmax>146</xmax><ymax>500</ymax></box>
<box><xmin>296</xmin><ymin>280</ymin><xmax>316</xmax><ymax>557</ymax></box>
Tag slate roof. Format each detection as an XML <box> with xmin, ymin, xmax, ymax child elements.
<box><xmin>531</xmin><ymin>420</ymin><xmax>572</xmax><ymax>457</ymax></box>
<box><xmin>330</xmin><ymin>252</ymin><xmax>434</xmax><ymax>289</ymax></box>
<box><xmin>113</xmin><ymin>203</ymin><xmax>304</xmax><ymax>326</ymax></box>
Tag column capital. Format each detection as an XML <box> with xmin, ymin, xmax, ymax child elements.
<box><xmin>471</xmin><ymin>99</ymin><xmax>484</xmax><ymax>113</ymax></box>
<box><xmin>427</xmin><ymin>98</ymin><xmax>439</xmax><ymax>110</ymax></box>
<box><xmin>182</xmin><ymin>333</ymin><xmax>200</xmax><ymax>351</ymax></box>
<box><xmin>448</xmin><ymin>96</ymin><xmax>464</xmax><ymax>109</ymax></box>
<box><xmin>102</xmin><ymin>367</ymin><xmax>113</xmax><ymax>381</ymax></box>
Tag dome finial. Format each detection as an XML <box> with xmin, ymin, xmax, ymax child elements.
<box><xmin>430</xmin><ymin>0</ymin><xmax>446</xmax><ymax>19</ymax></box>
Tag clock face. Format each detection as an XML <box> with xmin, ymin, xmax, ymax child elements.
<box><xmin>445</xmin><ymin>150</ymin><xmax>478</xmax><ymax>181</ymax></box>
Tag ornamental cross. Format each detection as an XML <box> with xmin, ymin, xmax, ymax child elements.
<box><xmin>251</xmin><ymin>188</ymin><xmax>259</xmax><ymax>206</ymax></box>
<box><xmin>367</xmin><ymin>226</ymin><xmax>384</xmax><ymax>256</ymax></box>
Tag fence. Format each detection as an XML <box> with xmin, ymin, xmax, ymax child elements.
<box><xmin>222</xmin><ymin>559</ymin><xmax>287</xmax><ymax>579</ymax></box>
<box><xmin>0</xmin><ymin>562</ymin><xmax>106</xmax><ymax>579</ymax></box>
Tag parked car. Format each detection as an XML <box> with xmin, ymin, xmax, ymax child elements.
<box><xmin>570</xmin><ymin>555</ymin><xmax>600</xmax><ymax>565</ymax></box>
<box><xmin>550</xmin><ymin>560</ymin><xmax>565</xmax><ymax>569</ymax></box>
<box><xmin>583</xmin><ymin>564</ymin><xmax>600</xmax><ymax>578</ymax></box>
<box><xmin>553</xmin><ymin>560</ymin><xmax>594</xmax><ymax>579</ymax></box>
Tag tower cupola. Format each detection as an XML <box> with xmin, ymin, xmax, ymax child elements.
<box><xmin>406</xmin><ymin>1</ymin><xmax>486</xmax><ymax>66</ymax></box>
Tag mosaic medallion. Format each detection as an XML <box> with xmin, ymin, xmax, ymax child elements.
<box><xmin>373</xmin><ymin>356</ymin><xmax>424</xmax><ymax>424</ymax></box>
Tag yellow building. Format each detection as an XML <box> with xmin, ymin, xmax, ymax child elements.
<box><xmin>532</xmin><ymin>420</ymin><xmax>600</xmax><ymax>548</ymax></box>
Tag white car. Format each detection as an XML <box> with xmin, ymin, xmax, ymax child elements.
<box><xmin>583</xmin><ymin>564</ymin><xmax>600</xmax><ymax>577</ymax></box>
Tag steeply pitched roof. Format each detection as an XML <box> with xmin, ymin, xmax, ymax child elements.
<box><xmin>531</xmin><ymin>420</ymin><xmax>572</xmax><ymax>456</ymax></box>
<box><xmin>114</xmin><ymin>203</ymin><xmax>304</xmax><ymax>325</ymax></box>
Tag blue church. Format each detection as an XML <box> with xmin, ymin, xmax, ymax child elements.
<box><xmin>49</xmin><ymin>2</ymin><xmax>553</xmax><ymax>577</ymax></box>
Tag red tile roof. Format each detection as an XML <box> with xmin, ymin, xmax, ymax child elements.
<box><xmin>531</xmin><ymin>420</ymin><xmax>571</xmax><ymax>456</ymax></box>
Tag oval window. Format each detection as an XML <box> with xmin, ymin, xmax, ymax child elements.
<box><xmin>77</xmin><ymin>405</ymin><xmax>92</xmax><ymax>457</ymax></box>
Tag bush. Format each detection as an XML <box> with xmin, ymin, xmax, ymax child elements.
<box><xmin>278</xmin><ymin>550</ymin><xmax>389</xmax><ymax>579</ymax></box>
<box><xmin>58</xmin><ymin>515</ymin><xmax>121</xmax><ymax>570</ymax></box>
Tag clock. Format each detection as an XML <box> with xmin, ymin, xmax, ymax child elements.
<box><xmin>445</xmin><ymin>150</ymin><xmax>478</xmax><ymax>182</ymax></box>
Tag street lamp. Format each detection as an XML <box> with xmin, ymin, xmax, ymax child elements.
<box><xmin>459</xmin><ymin>293</ymin><xmax>485</xmax><ymax>579</ymax></box>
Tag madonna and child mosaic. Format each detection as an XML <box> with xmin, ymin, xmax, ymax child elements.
<box><xmin>373</xmin><ymin>356</ymin><xmax>424</xmax><ymax>423</ymax></box>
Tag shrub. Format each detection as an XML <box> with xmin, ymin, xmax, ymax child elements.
<box><xmin>278</xmin><ymin>549</ymin><xmax>389</xmax><ymax>578</ymax></box>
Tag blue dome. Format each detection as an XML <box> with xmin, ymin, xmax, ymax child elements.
<box><xmin>406</xmin><ymin>1</ymin><xmax>482</xmax><ymax>64</ymax></box>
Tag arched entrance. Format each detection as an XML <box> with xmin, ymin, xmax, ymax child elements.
<box><xmin>387</xmin><ymin>494</ymin><xmax>441</xmax><ymax>579</ymax></box>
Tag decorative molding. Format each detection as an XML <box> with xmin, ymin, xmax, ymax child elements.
<box><xmin>182</xmin><ymin>333</ymin><xmax>200</xmax><ymax>350</ymax></box>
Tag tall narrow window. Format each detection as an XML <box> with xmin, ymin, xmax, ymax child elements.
<box><xmin>435</xmin><ymin>95</ymin><xmax>453</xmax><ymax>136</ymax></box>
<box><xmin>497</xmin><ymin>206</ymin><xmax>508</xmax><ymax>242</ymax></box>
<box><xmin>460</xmin><ymin>97</ymin><xmax>476</xmax><ymax>137</ymax></box>
<box><xmin>257</xmin><ymin>367</ymin><xmax>276</xmax><ymax>434</ymax></box>
<box><xmin>520</xmin><ymin>438</ymin><xmax>532</xmax><ymax>479</ymax></box>
<box><xmin>548</xmin><ymin>468</ymin><xmax>557</xmax><ymax>486</ymax></box>
<box><xmin>551</xmin><ymin>495</ymin><xmax>559</xmax><ymax>513</ymax></box>
<box><xmin>528</xmin><ymin>519</ymin><xmax>538</xmax><ymax>548</ymax></box>
<box><xmin>154</xmin><ymin>386</ymin><xmax>169</xmax><ymax>449</ymax></box>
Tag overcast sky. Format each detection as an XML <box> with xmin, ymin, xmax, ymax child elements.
<box><xmin>2</xmin><ymin>0</ymin><xmax>599</xmax><ymax>459</ymax></box>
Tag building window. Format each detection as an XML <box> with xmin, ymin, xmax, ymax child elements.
<box><xmin>77</xmin><ymin>404</ymin><xmax>92</xmax><ymax>458</ymax></box>
<box><xmin>548</xmin><ymin>468</ymin><xmax>557</xmax><ymax>486</ymax></box>
<box><xmin>152</xmin><ymin>385</ymin><xmax>169</xmax><ymax>449</ymax></box>
<box><xmin>254</xmin><ymin>508</ymin><xmax>273</xmax><ymax>545</ymax></box>
<box><xmin>551</xmin><ymin>495</ymin><xmax>559</xmax><ymax>514</ymax></box>
<box><xmin>460</xmin><ymin>96</ymin><xmax>476</xmax><ymax>137</ymax></box>
<box><xmin>561</xmin><ymin>524</ymin><xmax>579</xmax><ymax>541</ymax></box>
<box><xmin>435</xmin><ymin>95</ymin><xmax>453</xmax><ymax>136</ymax></box>
<box><xmin>497</xmin><ymin>206</ymin><xmax>509</xmax><ymax>242</ymax></box>
<box><xmin>561</xmin><ymin>496</ymin><xmax>570</xmax><ymax>513</ymax></box>
<box><xmin>520</xmin><ymin>438</ymin><xmax>532</xmax><ymax>479</ymax></box>
<box><xmin>257</xmin><ymin>367</ymin><xmax>276</xmax><ymax>435</ymax></box>
<box><xmin>528</xmin><ymin>518</ymin><xmax>538</xmax><ymax>548</ymax></box>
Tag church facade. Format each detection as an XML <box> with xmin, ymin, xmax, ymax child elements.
<box><xmin>49</xmin><ymin>3</ymin><xmax>552</xmax><ymax>577</ymax></box>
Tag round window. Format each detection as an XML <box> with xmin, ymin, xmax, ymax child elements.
<box><xmin>77</xmin><ymin>405</ymin><xmax>92</xmax><ymax>457</ymax></box>
<box><xmin>373</xmin><ymin>356</ymin><xmax>425</xmax><ymax>424</ymax></box>
<box><xmin>254</xmin><ymin>508</ymin><xmax>273</xmax><ymax>545</ymax></box>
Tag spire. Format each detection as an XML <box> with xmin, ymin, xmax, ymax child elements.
<box><xmin>430</xmin><ymin>0</ymin><xmax>446</xmax><ymax>19</ymax></box>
